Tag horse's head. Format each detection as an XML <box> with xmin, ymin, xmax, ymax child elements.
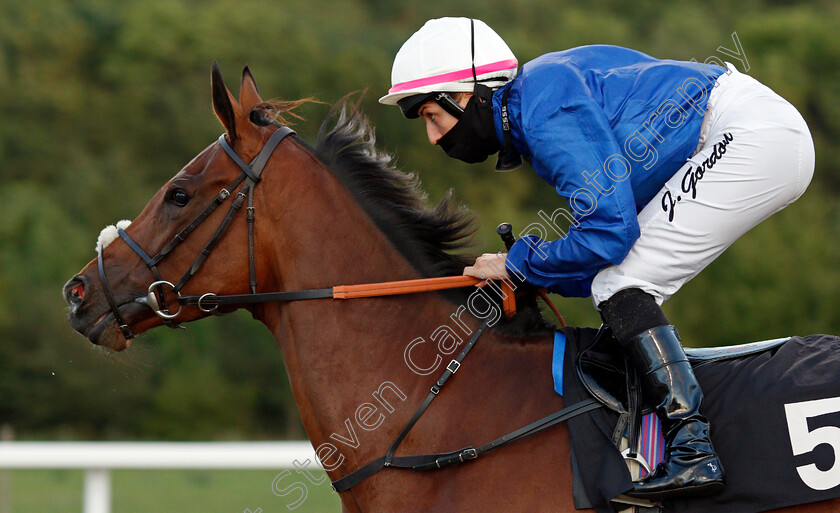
<box><xmin>63</xmin><ymin>63</ymin><xmax>292</xmax><ymax>351</ymax></box>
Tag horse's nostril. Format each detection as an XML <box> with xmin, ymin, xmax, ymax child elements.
<box><xmin>64</xmin><ymin>277</ymin><xmax>86</xmax><ymax>306</ymax></box>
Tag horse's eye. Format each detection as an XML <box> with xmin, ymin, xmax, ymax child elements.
<box><xmin>168</xmin><ymin>188</ymin><xmax>190</xmax><ymax>207</ymax></box>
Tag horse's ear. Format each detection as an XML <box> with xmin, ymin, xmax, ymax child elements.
<box><xmin>211</xmin><ymin>61</ymin><xmax>240</xmax><ymax>142</ymax></box>
<box><xmin>240</xmin><ymin>65</ymin><xmax>263</xmax><ymax>113</ymax></box>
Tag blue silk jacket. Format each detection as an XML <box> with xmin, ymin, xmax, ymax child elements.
<box><xmin>496</xmin><ymin>45</ymin><xmax>726</xmax><ymax>297</ymax></box>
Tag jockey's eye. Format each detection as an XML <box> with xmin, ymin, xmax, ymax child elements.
<box><xmin>167</xmin><ymin>188</ymin><xmax>191</xmax><ymax>207</ymax></box>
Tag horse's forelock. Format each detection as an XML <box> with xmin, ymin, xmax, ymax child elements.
<box><xmin>251</xmin><ymin>98</ymin><xmax>319</xmax><ymax>128</ymax></box>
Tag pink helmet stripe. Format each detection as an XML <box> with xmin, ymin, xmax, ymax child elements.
<box><xmin>388</xmin><ymin>58</ymin><xmax>518</xmax><ymax>94</ymax></box>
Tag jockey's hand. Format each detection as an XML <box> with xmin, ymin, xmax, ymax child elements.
<box><xmin>463</xmin><ymin>253</ymin><xmax>510</xmax><ymax>284</ymax></box>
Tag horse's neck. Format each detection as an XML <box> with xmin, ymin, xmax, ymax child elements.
<box><xmin>252</xmin><ymin>146</ymin><xmax>559</xmax><ymax>480</ymax></box>
<box><xmin>253</xmin><ymin>148</ymin><xmax>466</xmax><ymax>435</ymax></box>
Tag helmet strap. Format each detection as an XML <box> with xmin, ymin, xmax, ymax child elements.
<box><xmin>433</xmin><ymin>17</ymin><xmax>520</xmax><ymax>170</ymax></box>
<box><xmin>469</xmin><ymin>19</ymin><xmax>519</xmax><ymax>170</ymax></box>
<box><xmin>470</xmin><ymin>18</ymin><xmax>477</xmax><ymax>83</ymax></box>
<box><xmin>434</xmin><ymin>92</ymin><xmax>465</xmax><ymax>119</ymax></box>
<box><xmin>495</xmin><ymin>87</ymin><xmax>523</xmax><ymax>171</ymax></box>
<box><xmin>431</xmin><ymin>18</ymin><xmax>478</xmax><ymax>121</ymax></box>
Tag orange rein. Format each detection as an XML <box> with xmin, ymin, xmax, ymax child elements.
<box><xmin>331</xmin><ymin>275</ymin><xmax>566</xmax><ymax>327</ymax></box>
<box><xmin>332</xmin><ymin>275</ymin><xmax>482</xmax><ymax>298</ymax></box>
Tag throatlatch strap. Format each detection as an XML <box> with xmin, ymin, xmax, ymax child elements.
<box><xmin>247</xmin><ymin>186</ymin><xmax>257</xmax><ymax>294</ymax></box>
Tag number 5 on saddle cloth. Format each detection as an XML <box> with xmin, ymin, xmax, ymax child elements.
<box><xmin>555</xmin><ymin>325</ymin><xmax>840</xmax><ymax>513</ymax></box>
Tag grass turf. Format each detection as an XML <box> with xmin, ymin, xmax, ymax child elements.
<box><xmin>1</xmin><ymin>468</ymin><xmax>341</xmax><ymax>512</ymax></box>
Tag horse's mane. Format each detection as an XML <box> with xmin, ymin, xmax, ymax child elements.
<box><xmin>255</xmin><ymin>96</ymin><xmax>554</xmax><ymax>338</ymax></box>
<box><xmin>317</xmin><ymin>97</ymin><xmax>477</xmax><ymax>279</ymax></box>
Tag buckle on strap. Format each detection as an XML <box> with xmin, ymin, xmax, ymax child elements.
<box><xmin>461</xmin><ymin>447</ymin><xmax>478</xmax><ymax>460</ymax></box>
<box><xmin>117</xmin><ymin>323</ymin><xmax>134</xmax><ymax>340</ymax></box>
<box><xmin>446</xmin><ymin>360</ymin><xmax>461</xmax><ymax>373</ymax></box>
<box><xmin>435</xmin><ymin>447</ymin><xmax>478</xmax><ymax>468</ymax></box>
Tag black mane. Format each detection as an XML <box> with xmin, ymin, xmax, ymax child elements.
<box><xmin>309</xmin><ymin>97</ymin><xmax>554</xmax><ymax>337</ymax></box>
<box><xmin>314</xmin><ymin>98</ymin><xmax>476</xmax><ymax>280</ymax></box>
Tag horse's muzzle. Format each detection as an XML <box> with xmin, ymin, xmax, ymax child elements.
<box><xmin>63</xmin><ymin>274</ymin><xmax>131</xmax><ymax>350</ymax></box>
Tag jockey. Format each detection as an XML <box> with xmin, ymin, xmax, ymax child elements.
<box><xmin>380</xmin><ymin>17</ymin><xmax>815</xmax><ymax>501</ymax></box>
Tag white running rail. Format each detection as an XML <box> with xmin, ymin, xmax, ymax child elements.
<box><xmin>0</xmin><ymin>441</ymin><xmax>318</xmax><ymax>513</ymax></box>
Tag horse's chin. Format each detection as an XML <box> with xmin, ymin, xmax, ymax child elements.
<box><xmin>96</xmin><ymin>332</ymin><xmax>132</xmax><ymax>352</ymax></box>
<box><xmin>87</xmin><ymin>314</ymin><xmax>132</xmax><ymax>351</ymax></box>
<box><xmin>83</xmin><ymin>301</ymin><xmax>154</xmax><ymax>351</ymax></box>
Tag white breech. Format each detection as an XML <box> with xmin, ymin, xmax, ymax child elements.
<box><xmin>591</xmin><ymin>64</ymin><xmax>815</xmax><ymax>306</ymax></box>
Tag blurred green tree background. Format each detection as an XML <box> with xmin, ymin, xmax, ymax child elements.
<box><xmin>1</xmin><ymin>0</ymin><xmax>839</xmax><ymax>441</ymax></box>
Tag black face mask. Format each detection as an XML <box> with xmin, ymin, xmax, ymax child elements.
<box><xmin>437</xmin><ymin>93</ymin><xmax>500</xmax><ymax>164</ymax></box>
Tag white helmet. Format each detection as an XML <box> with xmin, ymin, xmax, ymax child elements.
<box><xmin>379</xmin><ymin>17</ymin><xmax>518</xmax><ymax>118</ymax></box>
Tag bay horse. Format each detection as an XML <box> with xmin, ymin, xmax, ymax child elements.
<box><xmin>62</xmin><ymin>64</ymin><xmax>838</xmax><ymax>512</ymax></box>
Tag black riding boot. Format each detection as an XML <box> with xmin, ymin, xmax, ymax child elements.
<box><xmin>599</xmin><ymin>288</ymin><xmax>724</xmax><ymax>501</ymax></box>
<box><xmin>623</xmin><ymin>325</ymin><xmax>725</xmax><ymax>500</ymax></box>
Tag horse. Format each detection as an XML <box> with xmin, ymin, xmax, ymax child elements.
<box><xmin>62</xmin><ymin>64</ymin><xmax>840</xmax><ymax>513</ymax></box>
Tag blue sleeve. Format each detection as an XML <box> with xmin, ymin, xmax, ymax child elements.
<box><xmin>504</xmin><ymin>91</ymin><xmax>640</xmax><ymax>298</ymax></box>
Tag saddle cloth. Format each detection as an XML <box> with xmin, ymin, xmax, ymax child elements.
<box><xmin>555</xmin><ymin>327</ymin><xmax>840</xmax><ymax>513</ymax></box>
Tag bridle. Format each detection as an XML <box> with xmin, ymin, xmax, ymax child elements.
<box><xmin>95</xmin><ymin>121</ymin><xmax>507</xmax><ymax>339</ymax></box>
<box><xmin>96</xmin><ymin>126</ymin><xmax>295</xmax><ymax>339</ymax></box>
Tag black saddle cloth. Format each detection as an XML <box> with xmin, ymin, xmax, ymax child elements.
<box><xmin>562</xmin><ymin>326</ymin><xmax>840</xmax><ymax>513</ymax></box>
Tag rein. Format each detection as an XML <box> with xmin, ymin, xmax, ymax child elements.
<box><xmin>178</xmin><ymin>275</ymin><xmax>484</xmax><ymax>309</ymax></box>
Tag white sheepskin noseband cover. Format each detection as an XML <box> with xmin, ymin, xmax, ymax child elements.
<box><xmin>96</xmin><ymin>220</ymin><xmax>132</xmax><ymax>253</ymax></box>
